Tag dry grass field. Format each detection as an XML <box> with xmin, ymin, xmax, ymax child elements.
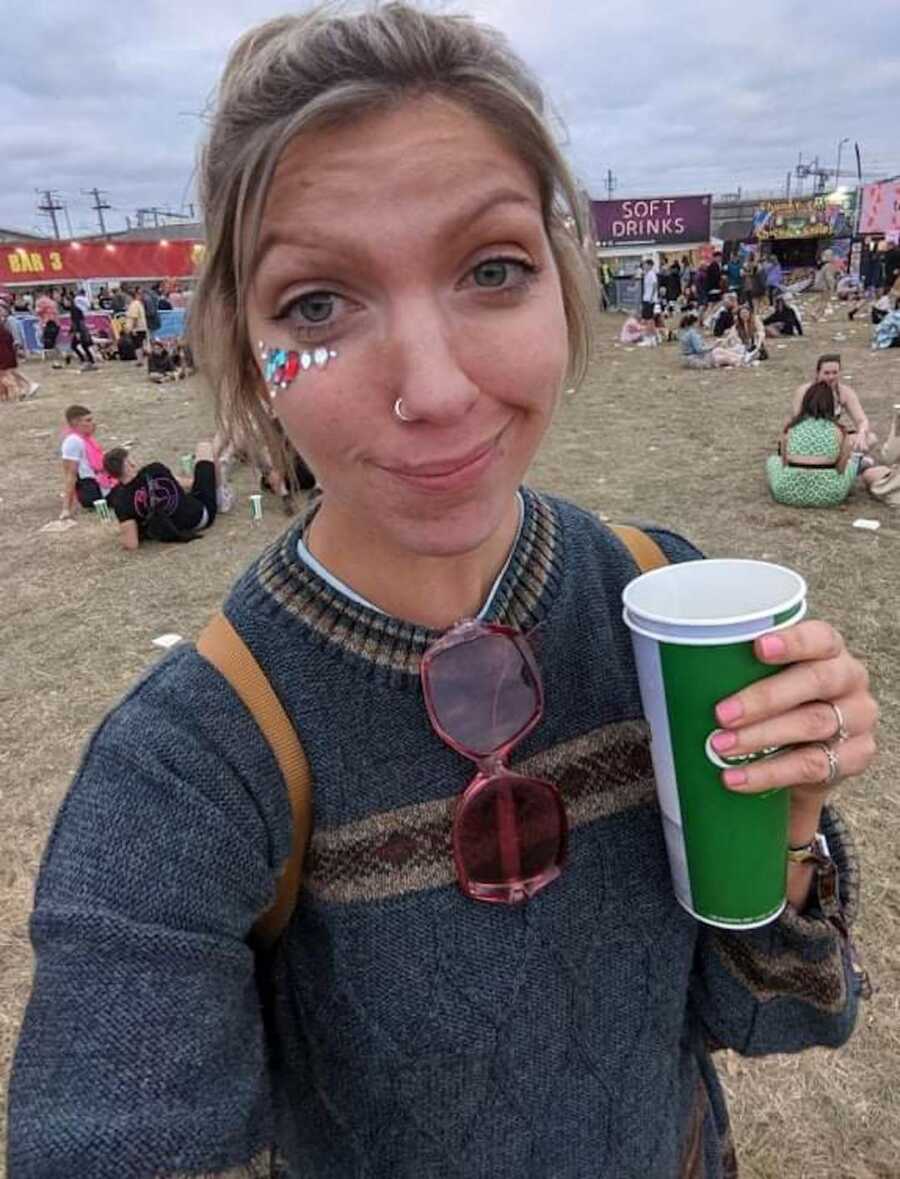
<box><xmin>1</xmin><ymin>307</ymin><xmax>897</xmax><ymax>1177</ymax></box>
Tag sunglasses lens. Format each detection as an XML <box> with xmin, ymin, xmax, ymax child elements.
<box><xmin>455</xmin><ymin>776</ymin><xmax>564</xmax><ymax>892</ymax></box>
<box><xmin>426</xmin><ymin>633</ymin><xmax>539</xmax><ymax>757</ymax></box>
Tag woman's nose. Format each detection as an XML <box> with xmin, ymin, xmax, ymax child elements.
<box><xmin>385</xmin><ymin>301</ymin><xmax>480</xmax><ymax>424</ymax></box>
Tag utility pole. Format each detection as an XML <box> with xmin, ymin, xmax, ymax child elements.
<box><xmin>785</xmin><ymin>171</ymin><xmax>792</xmax><ymax>198</ymax></box>
<box><xmin>36</xmin><ymin>189</ymin><xmax>65</xmax><ymax>239</ymax></box>
<box><xmin>605</xmin><ymin>169</ymin><xmax>617</xmax><ymax>199</ymax></box>
<box><xmin>83</xmin><ymin>187</ymin><xmax>112</xmax><ymax>237</ymax></box>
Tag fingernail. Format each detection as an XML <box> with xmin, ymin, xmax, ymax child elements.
<box><xmin>759</xmin><ymin>634</ymin><xmax>786</xmax><ymax>659</ymax></box>
<box><xmin>716</xmin><ymin>697</ymin><xmax>743</xmax><ymax>725</ymax></box>
<box><xmin>711</xmin><ymin>729</ymin><xmax>737</xmax><ymax>753</ymax></box>
<box><xmin>723</xmin><ymin>769</ymin><xmax>748</xmax><ymax>789</ymax></box>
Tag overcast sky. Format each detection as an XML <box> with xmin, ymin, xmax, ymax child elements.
<box><xmin>2</xmin><ymin>0</ymin><xmax>899</xmax><ymax>237</ymax></box>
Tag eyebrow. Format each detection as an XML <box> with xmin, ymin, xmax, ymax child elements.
<box><xmin>254</xmin><ymin>187</ymin><xmax>540</xmax><ymax>268</ymax></box>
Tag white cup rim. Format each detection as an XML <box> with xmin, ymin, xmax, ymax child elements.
<box><xmin>622</xmin><ymin>558</ymin><xmax>806</xmax><ymax>629</ymax></box>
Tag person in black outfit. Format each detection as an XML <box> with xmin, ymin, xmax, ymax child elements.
<box><xmin>711</xmin><ymin>292</ymin><xmax>738</xmax><ymax>337</ymax></box>
<box><xmin>116</xmin><ymin>328</ymin><xmax>137</xmax><ymax>362</ymax></box>
<box><xmin>142</xmin><ymin>286</ymin><xmax>162</xmax><ymax>335</ymax></box>
<box><xmin>704</xmin><ymin>253</ymin><xmax>722</xmax><ymax>303</ymax></box>
<box><xmin>667</xmin><ymin>259</ymin><xmax>682</xmax><ymax>304</ymax></box>
<box><xmin>103</xmin><ymin>443</ymin><xmax>219</xmax><ymax>551</ymax></box>
<box><xmin>147</xmin><ymin>339</ymin><xmax>179</xmax><ymax>382</ymax></box>
<box><xmin>67</xmin><ymin>291</ymin><xmax>97</xmax><ymax>370</ymax></box>
<box><xmin>698</xmin><ymin>252</ymin><xmax>723</xmax><ymax>326</ymax></box>
<box><xmin>764</xmin><ymin>297</ymin><xmax>803</xmax><ymax>337</ymax></box>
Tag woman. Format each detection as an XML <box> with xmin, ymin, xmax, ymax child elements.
<box><xmin>679</xmin><ymin>311</ymin><xmax>744</xmax><ymax>368</ymax></box>
<box><xmin>125</xmin><ymin>287</ymin><xmax>149</xmax><ymax>361</ymax></box>
<box><xmin>764</xmin><ymin>295</ymin><xmax>803</xmax><ymax>337</ymax></box>
<box><xmin>9</xmin><ymin>7</ymin><xmax>877</xmax><ymax>1177</ymax></box>
<box><xmin>68</xmin><ymin>288</ymin><xmax>97</xmax><ymax>371</ymax></box>
<box><xmin>790</xmin><ymin>354</ymin><xmax>877</xmax><ymax>453</ymax></box>
<box><xmin>767</xmin><ymin>381</ymin><xmax>892</xmax><ymax>507</ymax></box>
<box><xmin>725</xmin><ymin>303</ymin><xmax>767</xmax><ymax>360</ymax></box>
<box><xmin>0</xmin><ymin>299</ymin><xmax>39</xmax><ymax>401</ymax></box>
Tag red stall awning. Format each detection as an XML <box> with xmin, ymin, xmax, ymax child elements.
<box><xmin>0</xmin><ymin>240</ymin><xmax>205</xmax><ymax>285</ymax></box>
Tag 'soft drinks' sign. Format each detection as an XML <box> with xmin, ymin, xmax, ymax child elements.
<box><xmin>592</xmin><ymin>195</ymin><xmax>711</xmax><ymax>248</ymax></box>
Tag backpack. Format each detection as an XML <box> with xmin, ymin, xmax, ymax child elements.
<box><xmin>196</xmin><ymin>524</ymin><xmax>669</xmax><ymax>948</ymax></box>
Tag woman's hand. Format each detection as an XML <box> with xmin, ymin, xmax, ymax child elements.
<box><xmin>709</xmin><ymin>621</ymin><xmax>877</xmax><ymax>818</ymax></box>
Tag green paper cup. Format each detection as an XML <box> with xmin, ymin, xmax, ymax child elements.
<box><xmin>622</xmin><ymin>559</ymin><xmax>807</xmax><ymax>929</ymax></box>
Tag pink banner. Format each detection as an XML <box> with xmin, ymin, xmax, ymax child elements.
<box><xmin>859</xmin><ymin>180</ymin><xmax>900</xmax><ymax>236</ymax></box>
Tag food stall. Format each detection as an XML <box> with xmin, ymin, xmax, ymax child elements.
<box><xmin>592</xmin><ymin>195</ymin><xmax>713</xmax><ymax>309</ymax></box>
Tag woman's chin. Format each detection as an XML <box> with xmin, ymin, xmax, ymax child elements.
<box><xmin>386</xmin><ymin>504</ymin><xmax>514</xmax><ymax>558</ymax></box>
<box><xmin>381</xmin><ymin>497</ymin><xmax>517</xmax><ymax>559</ymax></box>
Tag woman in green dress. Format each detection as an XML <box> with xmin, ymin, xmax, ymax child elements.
<box><xmin>767</xmin><ymin>382</ymin><xmax>893</xmax><ymax>507</ymax></box>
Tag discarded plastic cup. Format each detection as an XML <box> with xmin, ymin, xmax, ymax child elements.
<box><xmin>249</xmin><ymin>493</ymin><xmax>263</xmax><ymax>523</ymax></box>
<box><xmin>179</xmin><ymin>453</ymin><xmax>195</xmax><ymax>476</ymax></box>
<box><xmin>93</xmin><ymin>499</ymin><xmax>112</xmax><ymax>522</ymax></box>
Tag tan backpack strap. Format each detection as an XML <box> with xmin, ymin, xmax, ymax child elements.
<box><xmin>609</xmin><ymin>523</ymin><xmax>669</xmax><ymax>572</ymax></box>
<box><xmin>196</xmin><ymin>612</ymin><xmax>312</xmax><ymax>950</ymax></box>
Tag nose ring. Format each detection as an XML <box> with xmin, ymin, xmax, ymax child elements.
<box><xmin>394</xmin><ymin>398</ymin><xmax>414</xmax><ymax>423</ymax></box>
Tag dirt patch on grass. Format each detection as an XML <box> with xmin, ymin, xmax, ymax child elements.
<box><xmin>1</xmin><ymin>306</ymin><xmax>897</xmax><ymax>1176</ymax></box>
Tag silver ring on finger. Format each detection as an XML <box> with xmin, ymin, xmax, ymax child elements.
<box><xmin>824</xmin><ymin>699</ymin><xmax>850</xmax><ymax>743</ymax></box>
<box><xmin>816</xmin><ymin>741</ymin><xmax>841</xmax><ymax>787</ymax></box>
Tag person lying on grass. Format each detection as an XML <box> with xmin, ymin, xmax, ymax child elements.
<box><xmin>102</xmin><ymin>442</ymin><xmax>219</xmax><ymax>549</ymax></box>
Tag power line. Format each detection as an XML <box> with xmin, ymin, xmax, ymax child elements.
<box><xmin>135</xmin><ymin>206</ymin><xmax>195</xmax><ymax>229</ymax></box>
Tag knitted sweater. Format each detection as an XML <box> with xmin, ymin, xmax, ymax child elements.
<box><xmin>8</xmin><ymin>489</ymin><xmax>862</xmax><ymax>1179</ymax></box>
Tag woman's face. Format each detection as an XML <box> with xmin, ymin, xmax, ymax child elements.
<box><xmin>738</xmin><ymin>306</ymin><xmax>751</xmax><ymax>324</ymax></box>
<box><xmin>818</xmin><ymin>361</ymin><xmax>841</xmax><ymax>386</ymax></box>
<box><xmin>246</xmin><ymin>98</ymin><xmax>569</xmax><ymax>559</ymax></box>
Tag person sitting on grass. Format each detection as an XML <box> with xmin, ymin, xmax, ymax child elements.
<box><xmin>60</xmin><ymin>405</ymin><xmax>112</xmax><ymax>518</ymax></box>
<box><xmin>116</xmin><ymin>327</ymin><xmax>137</xmax><ymax>362</ymax></box>
<box><xmin>710</xmin><ymin>291</ymin><xmax>738</xmax><ymax>337</ymax></box>
<box><xmin>767</xmin><ymin>381</ymin><xmax>893</xmax><ymax>508</ymax></box>
<box><xmin>764</xmin><ymin>296</ymin><xmax>803</xmax><ymax>337</ymax></box>
<box><xmin>678</xmin><ymin>311</ymin><xmax>745</xmax><ymax>368</ymax></box>
<box><xmin>169</xmin><ymin>337</ymin><xmax>195</xmax><ymax>378</ymax></box>
<box><xmin>725</xmin><ymin>303</ymin><xmax>767</xmax><ymax>361</ymax></box>
<box><xmin>103</xmin><ymin>443</ymin><xmax>219</xmax><ymax>550</ymax></box>
<box><xmin>147</xmin><ymin>338</ymin><xmax>179</xmax><ymax>383</ymax></box>
<box><xmin>790</xmin><ymin>354</ymin><xmax>877</xmax><ymax>453</ymax></box>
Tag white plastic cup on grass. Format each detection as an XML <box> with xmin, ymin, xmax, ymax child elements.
<box><xmin>622</xmin><ymin>559</ymin><xmax>807</xmax><ymax>929</ymax></box>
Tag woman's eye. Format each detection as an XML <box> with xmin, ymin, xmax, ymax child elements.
<box><xmin>473</xmin><ymin>260</ymin><xmax>512</xmax><ymax>288</ymax></box>
<box><xmin>290</xmin><ymin>291</ymin><xmax>335</xmax><ymax>323</ymax></box>
<box><xmin>469</xmin><ymin>257</ymin><xmax>536</xmax><ymax>292</ymax></box>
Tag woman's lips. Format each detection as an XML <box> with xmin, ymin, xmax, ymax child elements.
<box><xmin>384</xmin><ymin>432</ymin><xmax>503</xmax><ymax>493</ymax></box>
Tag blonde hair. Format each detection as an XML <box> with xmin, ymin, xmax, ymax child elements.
<box><xmin>192</xmin><ymin>2</ymin><xmax>597</xmax><ymax>469</ymax></box>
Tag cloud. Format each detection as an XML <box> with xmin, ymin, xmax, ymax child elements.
<box><xmin>0</xmin><ymin>0</ymin><xmax>898</xmax><ymax>234</ymax></box>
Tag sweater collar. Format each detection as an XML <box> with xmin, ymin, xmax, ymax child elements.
<box><xmin>252</xmin><ymin>486</ymin><xmax>564</xmax><ymax>678</ymax></box>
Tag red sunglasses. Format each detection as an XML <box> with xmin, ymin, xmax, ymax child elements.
<box><xmin>421</xmin><ymin>619</ymin><xmax>568</xmax><ymax>904</ymax></box>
